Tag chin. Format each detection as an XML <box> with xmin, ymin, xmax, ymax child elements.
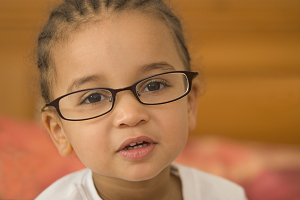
<box><xmin>121</xmin><ymin>163</ymin><xmax>168</xmax><ymax>182</ymax></box>
<box><xmin>123</xmin><ymin>170</ymin><xmax>161</xmax><ymax>182</ymax></box>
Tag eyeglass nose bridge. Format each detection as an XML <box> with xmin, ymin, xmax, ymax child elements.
<box><xmin>111</xmin><ymin>84</ymin><xmax>142</xmax><ymax>105</ymax></box>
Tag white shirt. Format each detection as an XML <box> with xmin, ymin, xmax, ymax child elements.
<box><xmin>35</xmin><ymin>163</ymin><xmax>247</xmax><ymax>200</ymax></box>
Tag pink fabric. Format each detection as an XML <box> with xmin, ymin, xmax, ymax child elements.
<box><xmin>0</xmin><ymin>116</ymin><xmax>85</xmax><ymax>199</ymax></box>
<box><xmin>175</xmin><ymin>136</ymin><xmax>300</xmax><ymax>200</ymax></box>
<box><xmin>0</xmin><ymin>116</ymin><xmax>299</xmax><ymax>200</ymax></box>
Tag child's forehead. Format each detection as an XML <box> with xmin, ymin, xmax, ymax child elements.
<box><xmin>55</xmin><ymin>11</ymin><xmax>168</xmax><ymax>45</ymax></box>
<box><xmin>53</xmin><ymin>12</ymin><xmax>176</xmax><ymax>59</ymax></box>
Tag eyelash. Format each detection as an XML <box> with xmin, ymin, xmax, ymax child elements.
<box><xmin>79</xmin><ymin>91</ymin><xmax>104</xmax><ymax>105</ymax></box>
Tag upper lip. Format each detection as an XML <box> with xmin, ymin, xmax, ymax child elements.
<box><xmin>117</xmin><ymin>136</ymin><xmax>156</xmax><ymax>152</ymax></box>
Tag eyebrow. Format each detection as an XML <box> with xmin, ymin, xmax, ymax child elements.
<box><xmin>140</xmin><ymin>62</ymin><xmax>176</xmax><ymax>73</ymax></box>
<box><xmin>67</xmin><ymin>75</ymin><xmax>102</xmax><ymax>93</ymax></box>
<box><xmin>67</xmin><ymin>62</ymin><xmax>175</xmax><ymax>93</ymax></box>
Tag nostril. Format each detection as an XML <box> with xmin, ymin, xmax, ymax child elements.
<box><xmin>119</xmin><ymin>123</ymin><xmax>128</xmax><ymax>128</ymax></box>
<box><xmin>119</xmin><ymin>119</ymin><xmax>146</xmax><ymax>128</ymax></box>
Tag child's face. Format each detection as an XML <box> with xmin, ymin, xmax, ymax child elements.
<box><xmin>43</xmin><ymin>12</ymin><xmax>199</xmax><ymax>181</ymax></box>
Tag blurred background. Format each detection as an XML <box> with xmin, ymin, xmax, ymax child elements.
<box><xmin>0</xmin><ymin>0</ymin><xmax>300</xmax><ymax>199</ymax></box>
<box><xmin>0</xmin><ymin>0</ymin><xmax>299</xmax><ymax>144</ymax></box>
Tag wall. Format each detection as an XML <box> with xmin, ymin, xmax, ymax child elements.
<box><xmin>0</xmin><ymin>0</ymin><xmax>299</xmax><ymax>144</ymax></box>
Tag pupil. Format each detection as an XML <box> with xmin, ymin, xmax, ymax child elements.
<box><xmin>147</xmin><ymin>82</ymin><xmax>160</xmax><ymax>91</ymax></box>
<box><xmin>88</xmin><ymin>94</ymin><xmax>101</xmax><ymax>103</ymax></box>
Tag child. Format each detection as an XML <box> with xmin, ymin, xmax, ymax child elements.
<box><xmin>36</xmin><ymin>0</ymin><xmax>247</xmax><ymax>199</ymax></box>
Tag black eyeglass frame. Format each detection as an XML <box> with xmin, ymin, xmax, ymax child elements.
<box><xmin>41</xmin><ymin>71</ymin><xmax>198</xmax><ymax>121</ymax></box>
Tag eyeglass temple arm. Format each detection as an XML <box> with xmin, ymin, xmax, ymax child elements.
<box><xmin>191</xmin><ymin>72</ymin><xmax>199</xmax><ymax>79</ymax></box>
<box><xmin>41</xmin><ymin>105</ymin><xmax>48</xmax><ymax>112</ymax></box>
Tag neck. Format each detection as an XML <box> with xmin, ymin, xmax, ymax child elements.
<box><xmin>92</xmin><ymin>165</ymin><xmax>182</xmax><ymax>200</ymax></box>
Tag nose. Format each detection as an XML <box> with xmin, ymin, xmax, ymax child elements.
<box><xmin>112</xmin><ymin>91</ymin><xmax>150</xmax><ymax>128</ymax></box>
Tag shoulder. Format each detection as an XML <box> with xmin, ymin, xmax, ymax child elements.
<box><xmin>173</xmin><ymin>163</ymin><xmax>248</xmax><ymax>200</ymax></box>
<box><xmin>35</xmin><ymin>168</ymin><xmax>95</xmax><ymax>200</ymax></box>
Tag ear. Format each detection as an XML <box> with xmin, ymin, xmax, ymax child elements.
<box><xmin>41</xmin><ymin>111</ymin><xmax>73</xmax><ymax>157</ymax></box>
<box><xmin>187</xmin><ymin>78</ymin><xmax>201</xmax><ymax>131</ymax></box>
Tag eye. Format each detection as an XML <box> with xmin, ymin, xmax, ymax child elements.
<box><xmin>142</xmin><ymin>79</ymin><xmax>169</xmax><ymax>92</ymax></box>
<box><xmin>80</xmin><ymin>92</ymin><xmax>107</xmax><ymax>104</ymax></box>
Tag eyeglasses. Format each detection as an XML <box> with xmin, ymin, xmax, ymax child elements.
<box><xmin>41</xmin><ymin>71</ymin><xmax>198</xmax><ymax>121</ymax></box>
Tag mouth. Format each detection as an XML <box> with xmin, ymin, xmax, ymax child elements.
<box><xmin>117</xmin><ymin>136</ymin><xmax>157</xmax><ymax>161</ymax></box>
<box><xmin>117</xmin><ymin>136</ymin><xmax>156</xmax><ymax>152</ymax></box>
<box><xmin>122</xmin><ymin>141</ymin><xmax>151</xmax><ymax>150</ymax></box>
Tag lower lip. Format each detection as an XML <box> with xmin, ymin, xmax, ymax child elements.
<box><xmin>118</xmin><ymin>143</ymin><xmax>156</xmax><ymax>161</ymax></box>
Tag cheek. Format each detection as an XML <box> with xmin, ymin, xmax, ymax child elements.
<box><xmin>155</xmin><ymin>100</ymin><xmax>189</xmax><ymax>154</ymax></box>
<box><xmin>62</xmin><ymin>122</ymin><xmax>112</xmax><ymax>168</ymax></box>
<box><xmin>165</xmin><ymin>99</ymin><xmax>189</xmax><ymax>132</ymax></box>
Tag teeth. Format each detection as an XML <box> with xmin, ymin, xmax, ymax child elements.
<box><xmin>130</xmin><ymin>143</ymin><xmax>137</xmax><ymax>146</ymax></box>
<box><xmin>123</xmin><ymin>142</ymin><xmax>150</xmax><ymax>150</ymax></box>
<box><xmin>134</xmin><ymin>144</ymin><xmax>144</xmax><ymax>149</ymax></box>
